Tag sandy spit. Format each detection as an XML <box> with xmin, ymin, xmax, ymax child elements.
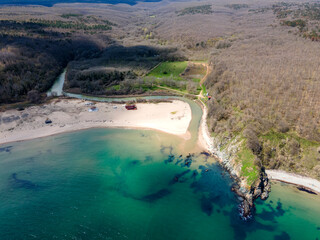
<box><xmin>0</xmin><ymin>99</ymin><xmax>191</xmax><ymax>145</ymax></box>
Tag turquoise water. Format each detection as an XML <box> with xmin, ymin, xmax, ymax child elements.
<box><xmin>0</xmin><ymin>129</ymin><xmax>320</xmax><ymax>240</ymax></box>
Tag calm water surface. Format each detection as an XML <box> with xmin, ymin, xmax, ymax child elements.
<box><xmin>0</xmin><ymin>129</ymin><xmax>319</xmax><ymax>240</ymax></box>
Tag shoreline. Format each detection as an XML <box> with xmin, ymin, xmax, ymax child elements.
<box><xmin>0</xmin><ymin>125</ymin><xmax>190</xmax><ymax>146</ymax></box>
<box><xmin>197</xmin><ymin>99</ymin><xmax>320</xmax><ymax>196</ymax></box>
<box><xmin>2</xmin><ymin>95</ymin><xmax>320</xmax><ymax>196</ymax></box>
<box><xmin>0</xmin><ymin>98</ymin><xmax>192</xmax><ymax>146</ymax></box>
<box><xmin>266</xmin><ymin>170</ymin><xmax>320</xmax><ymax>194</ymax></box>
<box><xmin>197</xmin><ymin>100</ymin><xmax>214</xmax><ymax>153</ymax></box>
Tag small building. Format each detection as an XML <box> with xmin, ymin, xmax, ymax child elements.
<box><xmin>125</xmin><ymin>105</ymin><xmax>137</xmax><ymax>110</ymax></box>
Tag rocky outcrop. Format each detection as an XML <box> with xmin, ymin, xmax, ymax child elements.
<box><xmin>230</xmin><ymin>167</ymin><xmax>271</xmax><ymax>220</ymax></box>
<box><xmin>199</xmin><ymin>101</ymin><xmax>270</xmax><ymax>220</ymax></box>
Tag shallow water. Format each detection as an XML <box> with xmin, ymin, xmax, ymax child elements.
<box><xmin>0</xmin><ymin>129</ymin><xmax>319</xmax><ymax>240</ymax></box>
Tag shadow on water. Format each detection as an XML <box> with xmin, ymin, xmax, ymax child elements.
<box><xmin>9</xmin><ymin>173</ymin><xmax>40</xmax><ymax>190</ymax></box>
<box><xmin>144</xmin><ymin>155</ymin><xmax>153</xmax><ymax>163</ymax></box>
<box><xmin>0</xmin><ymin>146</ymin><xmax>12</xmax><ymax>153</ymax></box>
<box><xmin>160</xmin><ymin>145</ymin><xmax>173</xmax><ymax>155</ymax></box>
<box><xmin>256</xmin><ymin>199</ymin><xmax>285</xmax><ymax>222</ymax></box>
<box><xmin>228</xmin><ymin>205</ymin><xmax>277</xmax><ymax>240</ymax></box>
<box><xmin>141</xmin><ymin>189</ymin><xmax>171</xmax><ymax>203</ymax></box>
<box><xmin>201</xmin><ymin>194</ymin><xmax>214</xmax><ymax>216</ymax></box>
<box><xmin>191</xmin><ymin>163</ymin><xmax>235</xmax><ymax>208</ymax></box>
<box><xmin>169</xmin><ymin>169</ymin><xmax>191</xmax><ymax>185</ymax></box>
<box><xmin>127</xmin><ymin>160</ymin><xmax>141</xmax><ymax>168</ymax></box>
<box><xmin>227</xmin><ymin>198</ymin><xmax>289</xmax><ymax>240</ymax></box>
<box><xmin>163</xmin><ymin>152</ymin><xmax>240</xmax><ymax>218</ymax></box>
<box><xmin>274</xmin><ymin>231</ymin><xmax>291</xmax><ymax>240</ymax></box>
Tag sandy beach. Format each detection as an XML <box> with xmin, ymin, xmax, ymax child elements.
<box><xmin>0</xmin><ymin>99</ymin><xmax>191</xmax><ymax>145</ymax></box>
<box><xmin>266</xmin><ymin>170</ymin><xmax>320</xmax><ymax>194</ymax></box>
<box><xmin>197</xmin><ymin>100</ymin><xmax>215</xmax><ymax>153</ymax></box>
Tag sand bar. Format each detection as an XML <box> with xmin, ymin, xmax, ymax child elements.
<box><xmin>0</xmin><ymin>99</ymin><xmax>191</xmax><ymax>145</ymax></box>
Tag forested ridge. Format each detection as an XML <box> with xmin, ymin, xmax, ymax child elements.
<box><xmin>204</xmin><ymin>25</ymin><xmax>320</xmax><ymax>182</ymax></box>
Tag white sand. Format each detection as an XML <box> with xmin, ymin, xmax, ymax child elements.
<box><xmin>197</xmin><ymin>100</ymin><xmax>215</xmax><ymax>152</ymax></box>
<box><xmin>0</xmin><ymin>99</ymin><xmax>191</xmax><ymax>145</ymax></box>
<box><xmin>266</xmin><ymin>170</ymin><xmax>320</xmax><ymax>194</ymax></box>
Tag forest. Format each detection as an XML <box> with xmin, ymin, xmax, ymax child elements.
<box><xmin>0</xmin><ymin>18</ymin><xmax>102</xmax><ymax>104</ymax></box>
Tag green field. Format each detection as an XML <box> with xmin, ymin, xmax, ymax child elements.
<box><xmin>147</xmin><ymin>61</ymin><xmax>188</xmax><ymax>80</ymax></box>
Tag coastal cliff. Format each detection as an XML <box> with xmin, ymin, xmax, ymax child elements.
<box><xmin>199</xmin><ymin>101</ymin><xmax>270</xmax><ymax>219</ymax></box>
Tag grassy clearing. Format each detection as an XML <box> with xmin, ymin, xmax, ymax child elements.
<box><xmin>201</xmin><ymin>84</ymin><xmax>207</xmax><ymax>96</ymax></box>
<box><xmin>147</xmin><ymin>61</ymin><xmax>188</xmax><ymax>80</ymax></box>
<box><xmin>237</xmin><ymin>145</ymin><xmax>260</xmax><ymax>186</ymax></box>
<box><xmin>261</xmin><ymin>130</ymin><xmax>319</xmax><ymax>148</ymax></box>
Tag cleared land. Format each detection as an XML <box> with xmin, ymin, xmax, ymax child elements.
<box><xmin>146</xmin><ymin>61</ymin><xmax>206</xmax><ymax>94</ymax></box>
<box><xmin>147</xmin><ymin>61</ymin><xmax>188</xmax><ymax>80</ymax></box>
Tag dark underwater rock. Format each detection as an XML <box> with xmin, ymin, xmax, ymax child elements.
<box><xmin>141</xmin><ymin>189</ymin><xmax>171</xmax><ymax>203</ymax></box>
<box><xmin>297</xmin><ymin>187</ymin><xmax>317</xmax><ymax>195</ymax></box>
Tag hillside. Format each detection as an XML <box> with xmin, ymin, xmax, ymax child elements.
<box><xmin>0</xmin><ymin>0</ymin><xmax>319</xmax><ymax>188</ymax></box>
<box><xmin>204</xmin><ymin>2</ymin><xmax>320</xmax><ymax>185</ymax></box>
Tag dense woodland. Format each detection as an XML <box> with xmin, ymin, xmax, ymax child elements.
<box><xmin>0</xmin><ymin>34</ymin><xmax>101</xmax><ymax>103</ymax></box>
<box><xmin>0</xmin><ymin>15</ymin><xmax>111</xmax><ymax>104</ymax></box>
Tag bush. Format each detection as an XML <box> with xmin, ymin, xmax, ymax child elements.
<box><xmin>278</xmin><ymin>120</ymin><xmax>290</xmax><ymax>133</ymax></box>
<box><xmin>27</xmin><ymin>90</ymin><xmax>41</xmax><ymax>103</ymax></box>
<box><xmin>244</xmin><ymin>128</ymin><xmax>262</xmax><ymax>154</ymax></box>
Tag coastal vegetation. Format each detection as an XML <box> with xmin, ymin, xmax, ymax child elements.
<box><xmin>224</xmin><ymin>4</ymin><xmax>249</xmax><ymax>10</ymax></box>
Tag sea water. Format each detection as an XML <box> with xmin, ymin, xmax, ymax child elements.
<box><xmin>0</xmin><ymin>129</ymin><xmax>319</xmax><ymax>240</ymax></box>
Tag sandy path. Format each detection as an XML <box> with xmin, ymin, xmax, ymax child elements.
<box><xmin>0</xmin><ymin>99</ymin><xmax>191</xmax><ymax>145</ymax></box>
